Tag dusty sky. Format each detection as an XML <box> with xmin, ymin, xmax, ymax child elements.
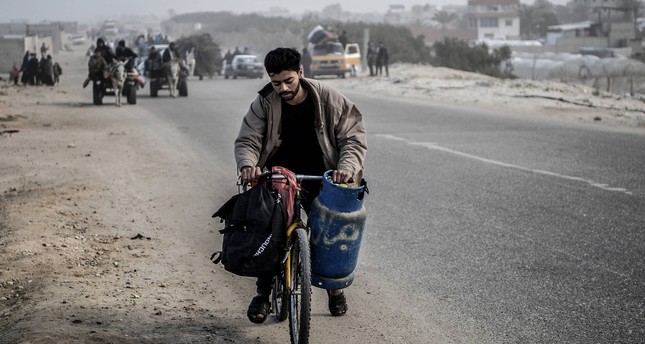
<box><xmin>1</xmin><ymin>0</ymin><xmax>569</xmax><ymax>23</ymax></box>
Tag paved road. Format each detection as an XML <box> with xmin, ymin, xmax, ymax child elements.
<box><xmin>139</xmin><ymin>77</ymin><xmax>645</xmax><ymax>343</ymax></box>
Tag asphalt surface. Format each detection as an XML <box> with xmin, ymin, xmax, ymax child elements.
<box><xmin>139</xmin><ymin>77</ymin><xmax>645</xmax><ymax>343</ymax></box>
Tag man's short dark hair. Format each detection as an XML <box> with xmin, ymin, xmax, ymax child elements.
<box><xmin>264</xmin><ymin>47</ymin><xmax>301</xmax><ymax>75</ymax></box>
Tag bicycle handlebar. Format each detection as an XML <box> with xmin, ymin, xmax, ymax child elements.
<box><xmin>258</xmin><ymin>171</ymin><xmax>323</xmax><ymax>182</ymax></box>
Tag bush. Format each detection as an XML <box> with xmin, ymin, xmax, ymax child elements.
<box><xmin>432</xmin><ymin>37</ymin><xmax>515</xmax><ymax>78</ymax></box>
<box><xmin>175</xmin><ymin>33</ymin><xmax>223</xmax><ymax>77</ymax></box>
<box><xmin>337</xmin><ymin>23</ymin><xmax>432</xmax><ymax>64</ymax></box>
<box><xmin>171</xmin><ymin>12</ymin><xmax>431</xmax><ymax>65</ymax></box>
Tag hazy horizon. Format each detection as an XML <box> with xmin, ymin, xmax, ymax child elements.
<box><xmin>1</xmin><ymin>0</ymin><xmax>570</xmax><ymax>24</ymax></box>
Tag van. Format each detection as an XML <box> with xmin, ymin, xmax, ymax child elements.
<box><xmin>309</xmin><ymin>41</ymin><xmax>351</xmax><ymax>78</ymax></box>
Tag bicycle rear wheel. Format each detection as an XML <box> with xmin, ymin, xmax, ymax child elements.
<box><xmin>272</xmin><ymin>270</ymin><xmax>288</xmax><ymax>322</ymax></box>
<box><xmin>289</xmin><ymin>227</ymin><xmax>311</xmax><ymax>344</ymax></box>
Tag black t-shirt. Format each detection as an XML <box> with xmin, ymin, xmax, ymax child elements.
<box><xmin>266</xmin><ymin>94</ymin><xmax>328</xmax><ymax>209</ymax></box>
<box><xmin>266</xmin><ymin>93</ymin><xmax>327</xmax><ymax>176</ymax></box>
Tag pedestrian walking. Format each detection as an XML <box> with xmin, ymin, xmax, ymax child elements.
<box><xmin>40</xmin><ymin>42</ymin><xmax>48</xmax><ymax>58</ymax></box>
<box><xmin>40</xmin><ymin>55</ymin><xmax>54</xmax><ymax>86</ymax></box>
<box><xmin>20</xmin><ymin>51</ymin><xmax>30</xmax><ymax>85</ymax></box>
<box><xmin>27</xmin><ymin>53</ymin><xmax>39</xmax><ymax>85</ymax></box>
<box><xmin>338</xmin><ymin>30</ymin><xmax>348</xmax><ymax>48</ymax></box>
<box><xmin>367</xmin><ymin>41</ymin><xmax>377</xmax><ymax>76</ymax></box>
<box><xmin>53</xmin><ymin>62</ymin><xmax>62</xmax><ymax>84</ymax></box>
<box><xmin>10</xmin><ymin>63</ymin><xmax>19</xmax><ymax>85</ymax></box>
<box><xmin>376</xmin><ymin>41</ymin><xmax>389</xmax><ymax>77</ymax></box>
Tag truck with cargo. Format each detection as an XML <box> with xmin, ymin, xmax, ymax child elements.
<box><xmin>307</xmin><ymin>26</ymin><xmax>361</xmax><ymax>79</ymax></box>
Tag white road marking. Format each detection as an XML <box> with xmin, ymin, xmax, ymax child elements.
<box><xmin>377</xmin><ymin>134</ymin><xmax>632</xmax><ymax>195</ymax></box>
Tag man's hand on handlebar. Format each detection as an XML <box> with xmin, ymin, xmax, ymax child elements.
<box><xmin>240</xmin><ymin>166</ymin><xmax>262</xmax><ymax>183</ymax></box>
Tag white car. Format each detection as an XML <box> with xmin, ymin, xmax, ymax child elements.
<box><xmin>225</xmin><ymin>55</ymin><xmax>264</xmax><ymax>79</ymax></box>
<box><xmin>70</xmin><ymin>35</ymin><xmax>86</xmax><ymax>45</ymax></box>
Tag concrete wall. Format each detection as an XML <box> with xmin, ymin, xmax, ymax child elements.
<box><xmin>0</xmin><ymin>22</ymin><xmax>64</xmax><ymax>54</ymax></box>
<box><xmin>609</xmin><ymin>22</ymin><xmax>636</xmax><ymax>47</ymax></box>
<box><xmin>0</xmin><ymin>36</ymin><xmax>54</xmax><ymax>75</ymax></box>
<box><xmin>24</xmin><ymin>36</ymin><xmax>54</xmax><ymax>57</ymax></box>
<box><xmin>28</xmin><ymin>23</ymin><xmax>62</xmax><ymax>54</ymax></box>
<box><xmin>550</xmin><ymin>37</ymin><xmax>609</xmax><ymax>53</ymax></box>
<box><xmin>0</xmin><ymin>37</ymin><xmax>26</xmax><ymax>76</ymax></box>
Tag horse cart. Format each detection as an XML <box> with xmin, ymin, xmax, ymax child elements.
<box><xmin>91</xmin><ymin>66</ymin><xmax>138</xmax><ymax>106</ymax></box>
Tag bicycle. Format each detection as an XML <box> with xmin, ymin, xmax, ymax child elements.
<box><xmin>252</xmin><ymin>171</ymin><xmax>322</xmax><ymax>344</ymax></box>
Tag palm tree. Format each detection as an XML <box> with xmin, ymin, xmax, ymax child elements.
<box><xmin>432</xmin><ymin>10</ymin><xmax>458</xmax><ymax>38</ymax></box>
<box><xmin>409</xmin><ymin>17</ymin><xmax>433</xmax><ymax>35</ymax></box>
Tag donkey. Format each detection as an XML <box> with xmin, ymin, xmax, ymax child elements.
<box><xmin>110</xmin><ymin>59</ymin><xmax>127</xmax><ymax>107</ymax></box>
<box><xmin>164</xmin><ymin>59</ymin><xmax>181</xmax><ymax>98</ymax></box>
<box><xmin>185</xmin><ymin>48</ymin><xmax>195</xmax><ymax>79</ymax></box>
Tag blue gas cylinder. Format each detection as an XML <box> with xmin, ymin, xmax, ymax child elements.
<box><xmin>309</xmin><ymin>170</ymin><xmax>367</xmax><ymax>290</ymax></box>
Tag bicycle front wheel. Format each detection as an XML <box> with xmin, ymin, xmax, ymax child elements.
<box><xmin>289</xmin><ymin>227</ymin><xmax>311</xmax><ymax>344</ymax></box>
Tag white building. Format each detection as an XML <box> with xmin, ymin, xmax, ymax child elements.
<box><xmin>467</xmin><ymin>0</ymin><xmax>520</xmax><ymax>40</ymax></box>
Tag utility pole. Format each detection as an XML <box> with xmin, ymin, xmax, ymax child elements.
<box><xmin>363</xmin><ymin>28</ymin><xmax>370</xmax><ymax>74</ymax></box>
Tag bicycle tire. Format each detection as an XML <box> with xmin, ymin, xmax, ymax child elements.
<box><xmin>272</xmin><ymin>270</ymin><xmax>289</xmax><ymax>322</ymax></box>
<box><xmin>289</xmin><ymin>227</ymin><xmax>311</xmax><ymax>344</ymax></box>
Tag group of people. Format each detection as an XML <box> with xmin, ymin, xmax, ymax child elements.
<box><xmin>143</xmin><ymin>41</ymin><xmax>189</xmax><ymax>79</ymax></box>
<box><xmin>83</xmin><ymin>37</ymin><xmax>146</xmax><ymax>88</ymax></box>
<box><xmin>12</xmin><ymin>49</ymin><xmax>62</xmax><ymax>86</ymax></box>
<box><xmin>367</xmin><ymin>41</ymin><xmax>389</xmax><ymax>77</ymax></box>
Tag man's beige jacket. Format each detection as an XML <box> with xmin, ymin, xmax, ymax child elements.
<box><xmin>235</xmin><ymin>78</ymin><xmax>367</xmax><ymax>183</ymax></box>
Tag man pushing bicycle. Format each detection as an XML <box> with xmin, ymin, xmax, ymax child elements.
<box><xmin>234</xmin><ymin>47</ymin><xmax>367</xmax><ymax>323</ymax></box>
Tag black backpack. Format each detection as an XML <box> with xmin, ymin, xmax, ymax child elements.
<box><xmin>211</xmin><ymin>182</ymin><xmax>286</xmax><ymax>277</ymax></box>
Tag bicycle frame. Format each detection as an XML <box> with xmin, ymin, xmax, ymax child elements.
<box><xmin>284</xmin><ymin>222</ymin><xmax>302</xmax><ymax>290</ymax></box>
<box><xmin>276</xmin><ymin>174</ymin><xmax>321</xmax><ymax>291</ymax></box>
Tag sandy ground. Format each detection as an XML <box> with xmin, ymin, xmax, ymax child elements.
<box><xmin>326</xmin><ymin>63</ymin><xmax>645</xmax><ymax>130</ymax></box>
<box><xmin>1</xmin><ymin>50</ymin><xmax>644</xmax><ymax>344</ymax></box>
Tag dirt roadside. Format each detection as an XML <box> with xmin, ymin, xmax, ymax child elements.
<box><xmin>0</xmin><ymin>49</ymin><xmax>252</xmax><ymax>343</ymax></box>
<box><xmin>327</xmin><ymin>63</ymin><xmax>645</xmax><ymax>130</ymax></box>
<box><xmin>1</xmin><ymin>48</ymin><xmax>644</xmax><ymax>344</ymax></box>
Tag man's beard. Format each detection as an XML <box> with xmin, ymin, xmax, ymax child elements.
<box><xmin>279</xmin><ymin>81</ymin><xmax>300</xmax><ymax>101</ymax></box>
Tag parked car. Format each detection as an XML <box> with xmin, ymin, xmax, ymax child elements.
<box><xmin>224</xmin><ymin>55</ymin><xmax>263</xmax><ymax>79</ymax></box>
<box><xmin>70</xmin><ymin>35</ymin><xmax>86</xmax><ymax>45</ymax></box>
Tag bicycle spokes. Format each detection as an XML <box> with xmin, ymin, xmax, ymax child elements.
<box><xmin>289</xmin><ymin>227</ymin><xmax>311</xmax><ymax>344</ymax></box>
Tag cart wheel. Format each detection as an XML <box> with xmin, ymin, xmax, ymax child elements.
<box><xmin>127</xmin><ymin>85</ymin><xmax>137</xmax><ymax>104</ymax></box>
<box><xmin>178</xmin><ymin>79</ymin><xmax>188</xmax><ymax>97</ymax></box>
<box><xmin>92</xmin><ymin>82</ymin><xmax>103</xmax><ymax>105</ymax></box>
<box><xmin>150</xmin><ymin>81</ymin><xmax>158</xmax><ymax>97</ymax></box>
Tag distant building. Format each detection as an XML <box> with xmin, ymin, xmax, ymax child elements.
<box><xmin>384</xmin><ymin>4</ymin><xmax>410</xmax><ymax>25</ymax></box>
<box><xmin>467</xmin><ymin>0</ymin><xmax>520</xmax><ymax>40</ymax></box>
<box><xmin>546</xmin><ymin>21</ymin><xmax>600</xmax><ymax>45</ymax></box>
